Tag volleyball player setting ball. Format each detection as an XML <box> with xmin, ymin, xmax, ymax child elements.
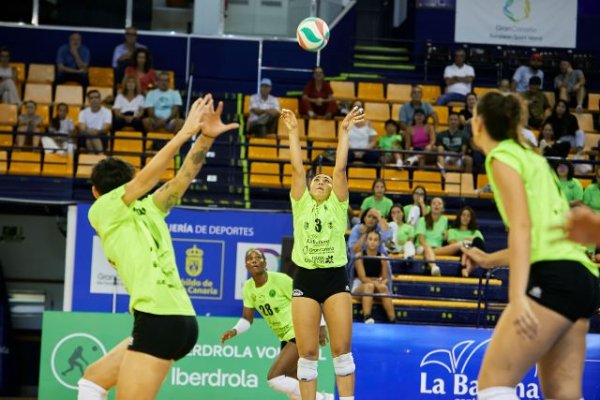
<box><xmin>461</xmin><ymin>92</ymin><xmax>599</xmax><ymax>400</ymax></box>
<box><xmin>280</xmin><ymin>106</ymin><xmax>363</xmax><ymax>400</ymax></box>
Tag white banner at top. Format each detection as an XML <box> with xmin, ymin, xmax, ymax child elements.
<box><xmin>455</xmin><ymin>0</ymin><xmax>578</xmax><ymax>48</ymax></box>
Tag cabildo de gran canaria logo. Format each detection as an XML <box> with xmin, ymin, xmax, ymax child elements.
<box><xmin>186</xmin><ymin>244</ymin><xmax>203</xmax><ymax>277</ymax></box>
<box><xmin>419</xmin><ymin>339</ymin><xmax>540</xmax><ymax>399</ymax></box>
<box><xmin>503</xmin><ymin>0</ymin><xmax>531</xmax><ymax>22</ymax></box>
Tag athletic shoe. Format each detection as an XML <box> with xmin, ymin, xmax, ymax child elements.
<box><xmin>364</xmin><ymin>317</ymin><xmax>375</xmax><ymax>324</ymax></box>
<box><xmin>430</xmin><ymin>265</ymin><xmax>442</xmax><ymax>276</ymax></box>
<box><xmin>318</xmin><ymin>392</ymin><xmax>335</xmax><ymax>400</ymax></box>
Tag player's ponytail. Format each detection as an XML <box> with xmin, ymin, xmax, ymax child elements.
<box><xmin>476</xmin><ymin>92</ymin><xmax>526</xmax><ymax>145</ymax></box>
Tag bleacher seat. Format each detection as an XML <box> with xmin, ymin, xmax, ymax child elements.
<box><xmin>412</xmin><ymin>170</ymin><xmax>442</xmax><ymax>192</ymax></box>
<box><xmin>433</xmin><ymin>105</ymin><xmax>449</xmax><ymax>125</ymax></box>
<box><xmin>421</xmin><ymin>85</ymin><xmax>441</xmax><ymax>104</ymax></box>
<box><xmin>307</xmin><ymin>119</ymin><xmax>336</xmax><ymax>141</ymax></box>
<box><xmin>310</xmin><ymin>140</ymin><xmax>334</xmax><ymax>161</ymax></box>
<box><xmin>9</xmin><ymin>63</ymin><xmax>25</xmax><ymax>82</ymax></box>
<box><xmin>0</xmin><ymin>150</ymin><xmax>6</xmax><ymax>173</ymax></box>
<box><xmin>88</xmin><ymin>67</ymin><xmax>114</xmax><ymax>87</ymax></box>
<box><xmin>364</xmin><ymin>102</ymin><xmax>390</xmax><ymax>122</ymax></box>
<box><xmin>357</xmin><ymin>82</ymin><xmax>384</xmax><ymax>101</ymax></box>
<box><xmin>391</xmin><ymin>103</ymin><xmax>402</xmax><ymax>121</ymax></box>
<box><xmin>86</xmin><ymin>86</ymin><xmax>114</xmax><ymax>103</ymax></box>
<box><xmin>21</xmin><ymin>104</ymin><xmax>50</xmax><ymax>127</ymax></box>
<box><xmin>76</xmin><ymin>154</ymin><xmax>106</xmax><ymax>178</ymax></box>
<box><xmin>371</xmin><ymin>121</ymin><xmax>386</xmax><ymax>137</ymax></box>
<box><xmin>250</xmin><ymin>162</ymin><xmax>280</xmax><ymax>187</ymax></box>
<box><xmin>42</xmin><ymin>153</ymin><xmax>73</xmax><ymax>177</ymax></box>
<box><xmin>55</xmin><ymin>85</ymin><xmax>84</xmax><ymax>106</ymax></box>
<box><xmin>330</xmin><ymin>81</ymin><xmax>355</xmax><ymax>100</ymax></box>
<box><xmin>575</xmin><ymin>113</ymin><xmax>595</xmax><ymax>132</ymax></box>
<box><xmin>476</xmin><ymin>173</ymin><xmax>489</xmax><ymax>191</ymax></box>
<box><xmin>116</xmin><ymin>155</ymin><xmax>142</xmax><ymax>171</ymax></box>
<box><xmin>243</xmin><ymin>95</ymin><xmax>251</xmax><ymax>115</ymax></box>
<box><xmin>445</xmin><ymin>173</ymin><xmax>476</xmax><ymax>197</ymax></box>
<box><xmin>588</xmin><ymin>93</ymin><xmax>600</xmax><ymax>111</ymax></box>
<box><xmin>248</xmin><ymin>137</ymin><xmax>278</xmax><ymax>160</ymax></box>
<box><xmin>277</xmin><ymin>117</ymin><xmax>306</xmax><ymax>139</ymax></box>
<box><xmin>584</xmin><ymin>133</ymin><xmax>600</xmax><ymax>151</ymax></box>
<box><xmin>0</xmin><ymin>104</ymin><xmax>18</xmax><ymax>133</ymax></box>
<box><xmin>278</xmin><ymin>139</ymin><xmax>308</xmax><ymax>162</ymax></box>
<box><xmin>381</xmin><ymin>168</ymin><xmax>410</xmax><ymax>192</ymax></box>
<box><xmin>386</xmin><ymin>84</ymin><xmax>412</xmax><ymax>103</ymax></box>
<box><xmin>146</xmin><ymin>132</ymin><xmax>173</xmax><ymax>152</ymax></box>
<box><xmin>473</xmin><ymin>87</ymin><xmax>495</xmax><ymax>98</ymax></box>
<box><xmin>317</xmin><ymin>165</ymin><xmax>334</xmax><ymax>177</ymax></box>
<box><xmin>113</xmin><ymin>131</ymin><xmax>144</xmax><ymax>153</ymax></box>
<box><xmin>348</xmin><ymin>167</ymin><xmax>377</xmax><ymax>191</ymax></box>
<box><xmin>24</xmin><ymin>83</ymin><xmax>52</xmax><ymax>104</ymax></box>
<box><xmin>282</xmin><ymin>163</ymin><xmax>310</xmax><ymax>188</ymax></box>
<box><xmin>279</xmin><ymin>97</ymin><xmax>299</xmax><ymax>115</ymax></box>
<box><xmin>27</xmin><ymin>64</ymin><xmax>55</xmax><ymax>84</ymax></box>
<box><xmin>164</xmin><ymin>70</ymin><xmax>175</xmax><ymax>89</ymax></box>
<box><xmin>8</xmin><ymin>151</ymin><xmax>42</xmax><ymax>175</ymax></box>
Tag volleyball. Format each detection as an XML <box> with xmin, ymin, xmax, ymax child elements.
<box><xmin>296</xmin><ymin>17</ymin><xmax>330</xmax><ymax>52</ymax></box>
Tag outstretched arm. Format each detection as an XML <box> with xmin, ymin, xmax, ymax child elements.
<box><xmin>334</xmin><ymin>106</ymin><xmax>364</xmax><ymax>201</ymax></box>
<box><xmin>221</xmin><ymin>307</ymin><xmax>254</xmax><ymax>343</ymax></box>
<box><xmin>152</xmin><ymin>98</ymin><xmax>239</xmax><ymax>212</ymax></box>
<box><xmin>281</xmin><ymin>109</ymin><xmax>306</xmax><ymax>201</ymax></box>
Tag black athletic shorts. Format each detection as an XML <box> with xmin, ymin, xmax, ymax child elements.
<box><xmin>293</xmin><ymin>265</ymin><xmax>350</xmax><ymax>304</ymax></box>
<box><xmin>280</xmin><ymin>338</ymin><xmax>296</xmax><ymax>350</ymax></box>
<box><xmin>129</xmin><ymin>310</ymin><xmax>198</xmax><ymax>361</ymax></box>
<box><xmin>527</xmin><ymin>261</ymin><xmax>600</xmax><ymax>322</ymax></box>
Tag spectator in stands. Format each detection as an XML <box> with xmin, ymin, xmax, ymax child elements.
<box><xmin>554</xmin><ymin>160</ymin><xmax>583</xmax><ymax>207</ymax></box>
<box><xmin>112</xmin><ymin>26</ymin><xmax>146</xmax><ymax>78</ymax></box>
<box><xmin>458</xmin><ymin>92</ymin><xmax>477</xmax><ymax>128</ymax></box>
<box><xmin>498</xmin><ymin>79</ymin><xmax>511</xmax><ymax>93</ymax></box>
<box><xmin>124</xmin><ymin>48</ymin><xmax>156</xmax><ymax>93</ymax></box>
<box><xmin>437</xmin><ymin>49</ymin><xmax>475</xmax><ymax>105</ymax></box>
<box><xmin>415</xmin><ymin>197</ymin><xmax>448</xmax><ymax>276</ymax></box>
<box><xmin>299</xmin><ymin>66</ymin><xmax>336</xmax><ymax>119</ymax></box>
<box><xmin>583</xmin><ymin>168</ymin><xmax>600</xmax><ymax>212</ymax></box>
<box><xmin>386</xmin><ymin>204</ymin><xmax>416</xmax><ymax>258</ymax></box>
<box><xmin>347</xmin><ymin>208</ymin><xmax>393</xmax><ymax>260</ymax></box>
<box><xmin>247</xmin><ymin>78</ymin><xmax>280</xmax><ymax>137</ymax></box>
<box><xmin>521</xmin><ymin>127</ymin><xmax>538</xmax><ymax>148</ymax></box>
<box><xmin>56</xmin><ymin>32</ymin><xmax>90</xmax><ymax>86</ymax></box>
<box><xmin>554</xmin><ymin>59</ymin><xmax>586</xmax><ymax>113</ymax></box>
<box><xmin>377</xmin><ymin>119</ymin><xmax>404</xmax><ymax>166</ymax></box>
<box><xmin>347</xmin><ymin>100</ymin><xmax>379</xmax><ymax>164</ymax></box>
<box><xmin>399</xmin><ymin>85</ymin><xmax>439</xmax><ymax>131</ymax></box>
<box><xmin>447</xmin><ymin>206</ymin><xmax>485</xmax><ymax>246</ymax></box>
<box><xmin>522</xmin><ymin>76</ymin><xmax>551</xmax><ymax>129</ymax></box>
<box><xmin>113</xmin><ymin>75</ymin><xmax>145</xmax><ymax>132</ymax></box>
<box><xmin>42</xmin><ymin>102</ymin><xmax>75</xmax><ymax>153</ymax></box>
<box><xmin>352</xmin><ymin>231</ymin><xmax>396</xmax><ymax>324</ymax></box>
<box><xmin>405</xmin><ymin>108</ymin><xmax>435</xmax><ymax>167</ymax></box>
<box><xmin>511</xmin><ymin>53</ymin><xmax>544</xmax><ymax>93</ymax></box>
<box><xmin>539</xmin><ymin>122</ymin><xmax>570</xmax><ymax>158</ymax></box>
<box><xmin>436</xmin><ymin>112</ymin><xmax>473</xmax><ymax>172</ymax></box>
<box><xmin>143</xmin><ymin>72</ymin><xmax>184</xmax><ymax>133</ymax></box>
<box><xmin>360</xmin><ymin>178</ymin><xmax>394</xmax><ymax>218</ymax></box>
<box><xmin>15</xmin><ymin>100</ymin><xmax>43</xmax><ymax>148</ymax></box>
<box><xmin>79</xmin><ymin>90</ymin><xmax>112</xmax><ymax>153</ymax></box>
<box><xmin>543</xmin><ymin>99</ymin><xmax>584</xmax><ymax>152</ymax></box>
<box><xmin>0</xmin><ymin>47</ymin><xmax>20</xmax><ymax>104</ymax></box>
<box><xmin>404</xmin><ymin>185</ymin><xmax>429</xmax><ymax>227</ymax></box>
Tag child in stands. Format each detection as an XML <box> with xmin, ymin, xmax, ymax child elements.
<box><xmin>386</xmin><ymin>204</ymin><xmax>416</xmax><ymax>258</ymax></box>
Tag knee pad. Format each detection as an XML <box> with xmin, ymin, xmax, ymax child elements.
<box><xmin>297</xmin><ymin>358</ymin><xmax>318</xmax><ymax>381</ymax></box>
<box><xmin>333</xmin><ymin>352</ymin><xmax>355</xmax><ymax>376</ymax></box>
<box><xmin>477</xmin><ymin>386</ymin><xmax>518</xmax><ymax>400</ymax></box>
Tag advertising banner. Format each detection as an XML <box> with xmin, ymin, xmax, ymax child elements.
<box><xmin>455</xmin><ymin>0</ymin><xmax>577</xmax><ymax>48</ymax></box>
<box><xmin>39</xmin><ymin>312</ymin><xmax>335</xmax><ymax>400</ymax></box>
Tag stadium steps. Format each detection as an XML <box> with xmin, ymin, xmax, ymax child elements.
<box><xmin>352</xmin><ymin>44</ymin><xmax>416</xmax><ymax>73</ymax></box>
<box><xmin>392</xmin><ymin>275</ymin><xmax>507</xmax><ymax>302</ymax></box>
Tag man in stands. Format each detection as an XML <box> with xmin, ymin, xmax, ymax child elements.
<box><xmin>511</xmin><ymin>53</ymin><xmax>544</xmax><ymax>93</ymax></box>
<box><xmin>247</xmin><ymin>78</ymin><xmax>280</xmax><ymax>137</ymax></box>
<box><xmin>437</xmin><ymin>48</ymin><xmax>475</xmax><ymax>105</ymax></box>
<box><xmin>143</xmin><ymin>71</ymin><xmax>184</xmax><ymax>133</ymax></box>
<box><xmin>521</xmin><ymin>76</ymin><xmax>550</xmax><ymax>129</ymax></box>
<box><xmin>56</xmin><ymin>32</ymin><xmax>90</xmax><ymax>86</ymax></box>
<box><xmin>399</xmin><ymin>85</ymin><xmax>439</xmax><ymax>131</ymax></box>
<box><xmin>112</xmin><ymin>26</ymin><xmax>146</xmax><ymax>81</ymax></box>
<box><xmin>0</xmin><ymin>47</ymin><xmax>20</xmax><ymax>104</ymax></box>
<box><xmin>554</xmin><ymin>59</ymin><xmax>587</xmax><ymax>113</ymax></box>
<box><xmin>299</xmin><ymin>66</ymin><xmax>337</xmax><ymax>119</ymax></box>
<box><xmin>436</xmin><ymin>112</ymin><xmax>472</xmax><ymax>172</ymax></box>
<box><xmin>79</xmin><ymin>90</ymin><xmax>112</xmax><ymax>153</ymax></box>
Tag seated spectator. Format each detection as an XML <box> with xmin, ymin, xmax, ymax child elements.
<box><xmin>124</xmin><ymin>48</ymin><xmax>156</xmax><ymax>93</ymax></box>
<box><xmin>143</xmin><ymin>72</ymin><xmax>184</xmax><ymax>133</ymax></box>
<box><xmin>113</xmin><ymin>75</ymin><xmax>145</xmax><ymax>132</ymax></box>
<box><xmin>437</xmin><ymin>49</ymin><xmax>475</xmax><ymax>105</ymax></box>
<box><xmin>554</xmin><ymin>160</ymin><xmax>583</xmax><ymax>207</ymax></box>
<box><xmin>522</xmin><ymin>76</ymin><xmax>551</xmax><ymax>129</ymax></box>
<box><xmin>399</xmin><ymin>85</ymin><xmax>439</xmax><ymax>131</ymax></box>
<box><xmin>511</xmin><ymin>53</ymin><xmax>544</xmax><ymax>93</ymax></box>
<box><xmin>458</xmin><ymin>92</ymin><xmax>477</xmax><ymax>128</ymax></box>
<box><xmin>539</xmin><ymin>121</ymin><xmax>570</xmax><ymax>158</ymax></box>
<box><xmin>543</xmin><ymin>99</ymin><xmax>584</xmax><ymax>152</ymax></box>
<box><xmin>347</xmin><ymin>208</ymin><xmax>393</xmax><ymax>261</ymax></box>
<box><xmin>405</xmin><ymin>108</ymin><xmax>436</xmax><ymax>167</ymax></box>
<box><xmin>347</xmin><ymin>100</ymin><xmax>379</xmax><ymax>164</ymax></box>
<box><xmin>554</xmin><ymin>59</ymin><xmax>586</xmax><ymax>113</ymax></box>
<box><xmin>15</xmin><ymin>100</ymin><xmax>43</xmax><ymax>148</ymax></box>
<box><xmin>498</xmin><ymin>79</ymin><xmax>511</xmax><ymax>93</ymax></box>
<box><xmin>42</xmin><ymin>102</ymin><xmax>76</xmax><ymax>153</ymax></box>
<box><xmin>404</xmin><ymin>185</ymin><xmax>430</xmax><ymax>227</ymax></box>
<box><xmin>436</xmin><ymin>112</ymin><xmax>472</xmax><ymax>172</ymax></box>
<box><xmin>56</xmin><ymin>32</ymin><xmax>90</xmax><ymax>86</ymax></box>
<box><xmin>79</xmin><ymin>90</ymin><xmax>112</xmax><ymax>153</ymax></box>
<box><xmin>377</xmin><ymin>119</ymin><xmax>404</xmax><ymax>166</ymax></box>
<box><xmin>386</xmin><ymin>204</ymin><xmax>416</xmax><ymax>258</ymax></box>
<box><xmin>247</xmin><ymin>78</ymin><xmax>280</xmax><ymax>137</ymax></box>
<box><xmin>299</xmin><ymin>67</ymin><xmax>336</xmax><ymax>119</ymax></box>
<box><xmin>0</xmin><ymin>47</ymin><xmax>20</xmax><ymax>104</ymax></box>
<box><xmin>583</xmin><ymin>169</ymin><xmax>600</xmax><ymax>212</ymax></box>
<box><xmin>112</xmin><ymin>26</ymin><xmax>146</xmax><ymax>80</ymax></box>
<box><xmin>415</xmin><ymin>197</ymin><xmax>448</xmax><ymax>276</ymax></box>
<box><xmin>360</xmin><ymin>178</ymin><xmax>394</xmax><ymax>218</ymax></box>
<box><xmin>447</xmin><ymin>206</ymin><xmax>485</xmax><ymax>246</ymax></box>
<box><xmin>352</xmin><ymin>231</ymin><xmax>396</xmax><ymax>324</ymax></box>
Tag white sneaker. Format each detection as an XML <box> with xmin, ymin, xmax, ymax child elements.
<box><xmin>318</xmin><ymin>392</ymin><xmax>335</xmax><ymax>400</ymax></box>
<box><xmin>430</xmin><ymin>265</ymin><xmax>442</xmax><ymax>276</ymax></box>
<box><xmin>396</xmin><ymin>158</ymin><xmax>404</xmax><ymax>167</ymax></box>
<box><xmin>364</xmin><ymin>317</ymin><xmax>375</xmax><ymax>324</ymax></box>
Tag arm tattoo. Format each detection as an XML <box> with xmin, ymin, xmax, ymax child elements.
<box><xmin>165</xmin><ymin>192</ymin><xmax>180</xmax><ymax>211</ymax></box>
<box><xmin>191</xmin><ymin>149</ymin><xmax>207</xmax><ymax>165</ymax></box>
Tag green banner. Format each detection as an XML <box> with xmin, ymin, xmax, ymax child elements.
<box><xmin>39</xmin><ymin>312</ymin><xmax>335</xmax><ymax>399</ymax></box>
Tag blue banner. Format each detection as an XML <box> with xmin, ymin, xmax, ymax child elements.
<box><xmin>70</xmin><ymin>204</ymin><xmax>293</xmax><ymax>316</ymax></box>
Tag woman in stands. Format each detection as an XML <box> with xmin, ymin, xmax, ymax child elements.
<box><xmin>543</xmin><ymin>99</ymin><xmax>584</xmax><ymax>152</ymax></box>
<box><xmin>462</xmin><ymin>92</ymin><xmax>599</xmax><ymax>400</ymax></box>
<box><xmin>124</xmin><ymin>48</ymin><xmax>156</xmax><ymax>93</ymax></box>
<box><xmin>113</xmin><ymin>75</ymin><xmax>145</xmax><ymax>132</ymax></box>
<box><xmin>415</xmin><ymin>197</ymin><xmax>448</xmax><ymax>276</ymax></box>
<box><xmin>43</xmin><ymin>102</ymin><xmax>76</xmax><ymax>153</ymax></box>
<box><xmin>538</xmin><ymin>121</ymin><xmax>570</xmax><ymax>158</ymax></box>
<box><xmin>280</xmin><ymin>106</ymin><xmax>363</xmax><ymax>400</ymax></box>
<box><xmin>583</xmin><ymin>168</ymin><xmax>600</xmax><ymax>212</ymax></box>
<box><xmin>458</xmin><ymin>92</ymin><xmax>477</xmax><ymax>128</ymax></box>
<box><xmin>447</xmin><ymin>206</ymin><xmax>485</xmax><ymax>247</ymax></box>
<box><xmin>405</xmin><ymin>108</ymin><xmax>435</xmax><ymax>167</ymax></box>
<box><xmin>386</xmin><ymin>204</ymin><xmax>415</xmax><ymax>258</ymax></box>
<box><xmin>404</xmin><ymin>185</ymin><xmax>429</xmax><ymax>227</ymax></box>
<box><xmin>16</xmin><ymin>100</ymin><xmax>43</xmax><ymax>148</ymax></box>
<box><xmin>352</xmin><ymin>231</ymin><xmax>397</xmax><ymax>324</ymax></box>
<box><xmin>554</xmin><ymin>160</ymin><xmax>583</xmax><ymax>207</ymax></box>
<box><xmin>221</xmin><ymin>248</ymin><xmax>332</xmax><ymax>400</ymax></box>
<box><xmin>347</xmin><ymin>100</ymin><xmax>379</xmax><ymax>164</ymax></box>
<box><xmin>359</xmin><ymin>178</ymin><xmax>394</xmax><ymax>219</ymax></box>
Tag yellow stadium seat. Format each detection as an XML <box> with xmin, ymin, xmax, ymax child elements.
<box><xmin>308</xmin><ymin>119</ymin><xmax>336</xmax><ymax>141</ymax></box>
<box><xmin>248</xmin><ymin>137</ymin><xmax>278</xmax><ymax>160</ymax></box>
<box><xmin>24</xmin><ymin>83</ymin><xmax>52</xmax><ymax>104</ymax></box>
<box><xmin>476</xmin><ymin>174</ymin><xmax>489</xmax><ymax>190</ymax></box>
<box><xmin>433</xmin><ymin>106</ymin><xmax>449</xmax><ymax>125</ymax></box>
<box><xmin>86</xmin><ymin>86</ymin><xmax>114</xmax><ymax>104</ymax></box>
<box><xmin>282</xmin><ymin>163</ymin><xmax>310</xmax><ymax>188</ymax></box>
<box><xmin>277</xmin><ymin>117</ymin><xmax>306</xmax><ymax>139</ymax></box>
<box><xmin>310</xmin><ymin>140</ymin><xmax>335</xmax><ymax>161</ymax></box>
<box><xmin>386</xmin><ymin>84</ymin><xmax>412</xmax><ymax>103</ymax></box>
<box><xmin>243</xmin><ymin>95</ymin><xmax>251</xmax><ymax>115</ymax></box>
<box><xmin>27</xmin><ymin>64</ymin><xmax>55</xmax><ymax>84</ymax></box>
<box><xmin>0</xmin><ymin>150</ymin><xmax>7</xmax><ymax>173</ymax></box>
<box><xmin>9</xmin><ymin>63</ymin><xmax>25</xmax><ymax>82</ymax></box>
<box><xmin>42</xmin><ymin>153</ymin><xmax>74</xmax><ymax>177</ymax></box>
<box><xmin>371</xmin><ymin>121</ymin><xmax>386</xmax><ymax>137</ymax></box>
<box><xmin>445</xmin><ymin>172</ymin><xmax>476</xmax><ymax>197</ymax></box>
<box><xmin>165</xmin><ymin>70</ymin><xmax>175</xmax><ymax>89</ymax></box>
<box><xmin>584</xmin><ymin>133</ymin><xmax>600</xmax><ymax>151</ymax></box>
<box><xmin>544</xmin><ymin>91</ymin><xmax>555</xmax><ymax>108</ymax></box>
<box><xmin>330</xmin><ymin>81</ymin><xmax>355</xmax><ymax>100</ymax></box>
<box><xmin>391</xmin><ymin>103</ymin><xmax>402</xmax><ymax>122</ymax></box>
<box><xmin>116</xmin><ymin>155</ymin><xmax>142</xmax><ymax>171</ymax></box>
<box><xmin>278</xmin><ymin>97</ymin><xmax>299</xmax><ymax>115</ymax></box>
<box><xmin>421</xmin><ymin>85</ymin><xmax>441</xmax><ymax>104</ymax></box>
<box><xmin>279</xmin><ymin>139</ymin><xmax>308</xmax><ymax>162</ymax></box>
<box><xmin>381</xmin><ymin>168</ymin><xmax>410</xmax><ymax>192</ymax></box>
<box><xmin>113</xmin><ymin>131</ymin><xmax>144</xmax><ymax>153</ymax></box>
<box><xmin>88</xmin><ymin>67</ymin><xmax>114</xmax><ymax>87</ymax></box>
<box><xmin>317</xmin><ymin>165</ymin><xmax>334</xmax><ymax>177</ymax></box>
<box><xmin>588</xmin><ymin>93</ymin><xmax>600</xmax><ymax>112</ymax></box>
<box><xmin>76</xmin><ymin>154</ymin><xmax>106</xmax><ymax>178</ymax></box>
<box><xmin>348</xmin><ymin>167</ymin><xmax>377</xmax><ymax>192</ymax></box>
<box><xmin>364</xmin><ymin>102</ymin><xmax>390</xmax><ymax>122</ymax></box>
<box><xmin>146</xmin><ymin>156</ymin><xmax>175</xmax><ymax>181</ymax></box>
<box><xmin>0</xmin><ymin>104</ymin><xmax>18</xmax><ymax>127</ymax></box>
<box><xmin>21</xmin><ymin>104</ymin><xmax>50</xmax><ymax>127</ymax></box>
<box><xmin>580</xmin><ymin>178</ymin><xmax>592</xmax><ymax>188</ymax></box>
<box><xmin>473</xmin><ymin>87</ymin><xmax>495</xmax><ymax>98</ymax></box>
<box><xmin>0</xmin><ymin>131</ymin><xmax>13</xmax><ymax>147</ymax></box>
<box><xmin>8</xmin><ymin>151</ymin><xmax>42</xmax><ymax>175</ymax></box>
<box><xmin>358</xmin><ymin>82</ymin><xmax>384</xmax><ymax>101</ymax></box>
<box><xmin>412</xmin><ymin>170</ymin><xmax>442</xmax><ymax>193</ymax></box>
<box><xmin>250</xmin><ymin>162</ymin><xmax>280</xmax><ymax>187</ymax></box>
<box><xmin>576</xmin><ymin>113</ymin><xmax>595</xmax><ymax>132</ymax></box>
<box><xmin>55</xmin><ymin>85</ymin><xmax>84</xmax><ymax>106</ymax></box>
<box><xmin>146</xmin><ymin>132</ymin><xmax>173</xmax><ymax>152</ymax></box>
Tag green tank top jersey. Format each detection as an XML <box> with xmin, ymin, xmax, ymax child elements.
<box><xmin>242</xmin><ymin>271</ymin><xmax>294</xmax><ymax>342</ymax></box>
<box><xmin>485</xmin><ymin>140</ymin><xmax>598</xmax><ymax>277</ymax></box>
<box><xmin>88</xmin><ymin>185</ymin><xmax>196</xmax><ymax>315</ymax></box>
<box><xmin>291</xmin><ymin>189</ymin><xmax>349</xmax><ymax>269</ymax></box>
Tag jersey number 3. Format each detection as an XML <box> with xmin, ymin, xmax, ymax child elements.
<box><xmin>314</xmin><ymin>218</ymin><xmax>322</xmax><ymax>232</ymax></box>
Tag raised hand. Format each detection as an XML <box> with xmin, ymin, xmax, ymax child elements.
<box><xmin>180</xmin><ymin>95</ymin><xmax>213</xmax><ymax>139</ymax></box>
<box><xmin>340</xmin><ymin>106</ymin><xmax>365</xmax><ymax>132</ymax></box>
<box><xmin>280</xmin><ymin>109</ymin><xmax>298</xmax><ymax>132</ymax></box>
<box><xmin>201</xmin><ymin>97</ymin><xmax>240</xmax><ymax>139</ymax></box>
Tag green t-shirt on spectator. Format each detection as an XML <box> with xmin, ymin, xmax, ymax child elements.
<box><xmin>403</xmin><ymin>204</ymin><xmax>431</xmax><ymax>223</ymax></box>
<box><xmin>559</xmin><ymin>178</ymin><xmax>583</xmax><ymax>203</ymax></box>
<box><xmin>447</xmin><ymin>228</ymin><xmax>484</xmax><ymax>243</ymax></box>
<box><xmin>415</xmin><ymin>216</ymin><xmax>448</xmax><ymax>248</ymax></box>
<box><xmin>583</xmin><ymin>183</ymin><xmax>600</xmax><ymax>212</ymax></box>
<box><xmin>397</xmin><ymin>223</ymin><xmax>415</xmax><ymax>245</ymax></box>
<box><xmin>378</xmin><ymin>134</ymin><xmax>403</xmax><ymax>150</ymax></box>
<box><xmin>360</xmin><ymin>195</ymin><xmax>394</xmax><ymax>218</ymax></box>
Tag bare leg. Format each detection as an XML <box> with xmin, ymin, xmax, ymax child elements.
<box><xmin>292</xmin><ymin>297</ymin><xmax>321</xmax><ymax>400</ymax></box>
<box><xmin>16</xmin><ymin>126</ymin><xmax>27</xmax><ymax>147</ymax></box>
<box><xmin>267</xmin><ymin>342</ymin><xmax>301</xmax><ymax>399</ymax></box>
<box><xmin>463</xmin><ymin>155</ymin><xmax>473</xmax><ymax>173</ymax></box>
<box><xmin>433</xmin><ymin>242</ymin><xmax>462</xmax><ymax>256</ymax></box>
<box><xmin>115</xmin><ymin>350</ymin><xmax>172</xmax><ymax>400</ymax></box>
<box><xmin>374</xmin><ymin>282</ymin><xmax>396</xmax><ymax>321</ymax></box>
<box><xmin>576</xmin><ymin>87</ymin><xmax>586</xmax><ymax>110</ymax></box>
<box><xmin>31</xmin><ymin>128</ymin><xmax>41</xmax><ymax>148</ymax></box>
<box><xmin>354</xmin><ymin>282</ymin><xmax>374</xmax><ymax>318</ymax></box>
<box><xmin>323</xmin><ymin>292</ymin><xmax>354</xmax><ymax>398</ymax></box>
<box><xmin>81</xmin><ymin>338</ymin><xmax>130</xmax><ymax>391</ymax></box>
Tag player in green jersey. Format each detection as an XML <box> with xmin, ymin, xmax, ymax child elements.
<box><xmin>221</xmin><ymin>248</ymin><xmax>331</xmax><ymax>400</ymax></box>
<box><xmin>280</xmin><ymin>106</ymin><xmax>364</xmax><ymax>400</ymax></box>
<box><xmin>78</xmin><ymin>95</ymin><xmax>238</xmax><ymax>400</ymax></box>
<box><xmin>462</xmin><ymin>92</ymin><xmax>599</xmax><ymax>400</ymax></box>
